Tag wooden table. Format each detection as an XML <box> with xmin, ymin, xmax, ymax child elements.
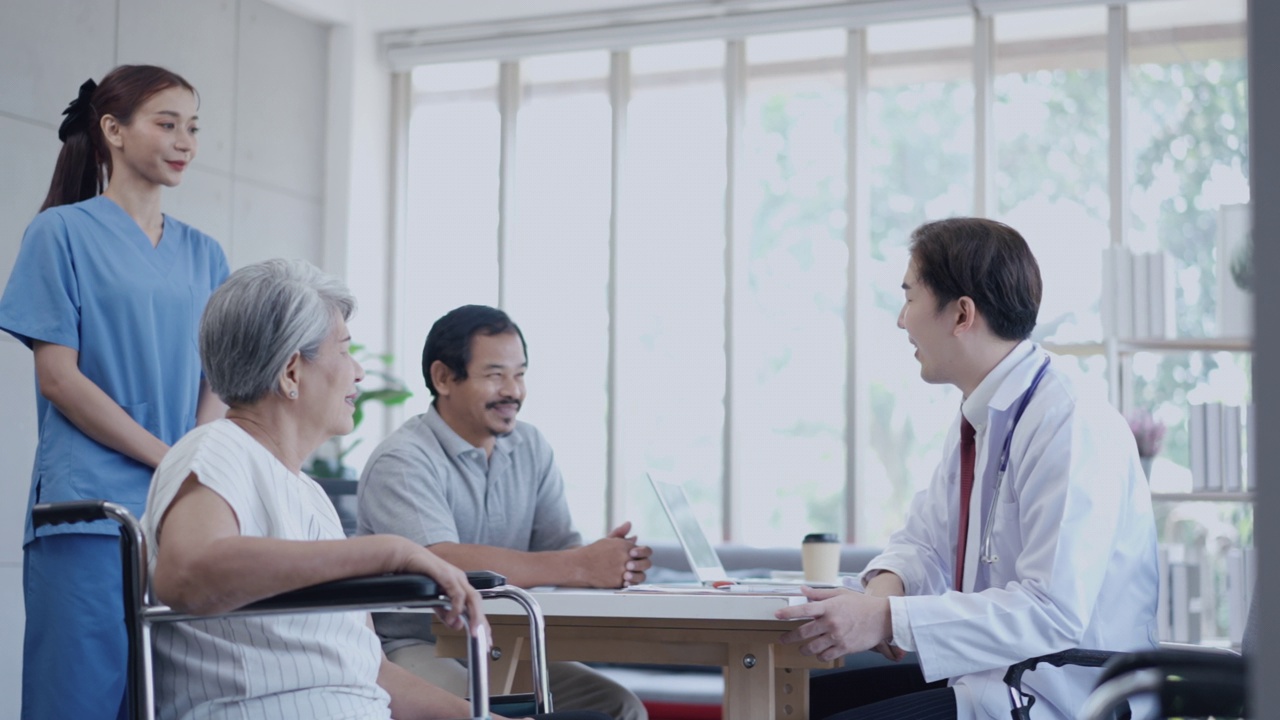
<box><xmin>435</xmin><ymin>588</ymin><xmax>840</xmax><ymax>720</ymax></box>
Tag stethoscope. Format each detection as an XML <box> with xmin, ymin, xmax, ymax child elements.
<box><xmin>978</xmin><ymin>356</ymin><xmax>1052</xmax><ymax>565</ymax></box>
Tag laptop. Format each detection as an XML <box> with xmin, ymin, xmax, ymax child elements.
<box><xmin>646</xmin><ymin>473</ymin><xmax>839</xmax><ymax>589</ymax></box>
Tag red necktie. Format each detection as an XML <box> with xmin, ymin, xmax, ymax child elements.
<box><xmin>955</xmin><ymin>417</ymin><xmax>976</xmax><ymax>591</ymax></box>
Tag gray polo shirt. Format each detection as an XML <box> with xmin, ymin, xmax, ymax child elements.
<box><xmin>356</xmin><ymin>406</ymin><xmax>582</xmax><ymax>646</ymax></box>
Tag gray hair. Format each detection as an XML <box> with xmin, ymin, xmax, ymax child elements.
<box><xmin>200</xmin><ymin>258</ymin><xmax>356</xmax><ymax>406</ymax></box>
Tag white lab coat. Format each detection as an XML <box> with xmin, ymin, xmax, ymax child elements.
<box><xmin>863</xmin><ymin>344</ymin><xmax>1159</xmax><ymax>720</ymax></box>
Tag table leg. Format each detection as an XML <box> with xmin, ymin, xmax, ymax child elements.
<box><xmin>725</xmin><ymin>642</ymin><xmax>778</xmax><ymax>720</ymax></box>
<box><xmin>774</xmin><ymin>665</ymin><xmax>809</xmax><ymax>719</ymax></box>
<box><xmin>486</xmin><ymin>628</ymin><xmax>525</xmax><ymax>695</ymax></box>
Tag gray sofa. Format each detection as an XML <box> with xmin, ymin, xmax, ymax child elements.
<box><xmin>645</xmin><ymin>541</ymin><xmax>881</xmax><ymax>579</ymax></box>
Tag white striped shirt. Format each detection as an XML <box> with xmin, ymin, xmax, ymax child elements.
<box><xmin>143</xmin><ymin>420</ymin><xmax>391</xmax><ymax>720</ymax></box>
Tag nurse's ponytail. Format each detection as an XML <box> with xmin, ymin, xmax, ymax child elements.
<box><xmin>40</xmin><ymin>65</ymin><xmax>196</xmax><ymax>212</ymax></box>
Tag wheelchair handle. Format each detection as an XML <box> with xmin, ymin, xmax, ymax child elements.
<box><xmin>33</xmin><ymin>500</ymin><xmax>118</xmax><ymax>528</ymax></box>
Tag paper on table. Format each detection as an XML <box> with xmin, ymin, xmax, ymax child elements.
<box><xmin>623</xmin><ymin>580</ymin><xmax>862</xmax><ymax>597</ymax></box>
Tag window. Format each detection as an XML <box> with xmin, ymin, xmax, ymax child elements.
<box><xmin>736</xmin><ymin>30</ymin><xmax>848</xmax><ymax>545</ymax></box>
<box><xmin>1128</xmin><ymin>0</ymin><xmax>1249</xmax><ymax>339</ymax></box>
<box><xmin>858</xmin><ymin>16</ymin><xmax>973</xmax><ymax>542</ymax></box>
<box><xmin>395</xmin><ymin>1</ymin><xmax>1250</xmax><ymax>570</ymax></box>
<box><xmin>618</xmin><ymin>41</ymin><xmax>728</xmax><ymax>543</ymax></box>
<box><xmin>399</xmin><ymin>61</ymin><xmax>500</xmax><ymax>419</ymax></box>
<box><xmin>505</xmin><ymin>52</ymin><xmax>613</xmax><ymax>535</ymax></box>
<box><xmin>995</xmin><ymin>5</ymin><xmax>1109</xmax><ymax>345</ymax></box>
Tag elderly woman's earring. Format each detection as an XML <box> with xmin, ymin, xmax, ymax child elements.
<box><xmin>289</xmin><ymin>390</ymin><xmax>298</xmax><ymax>399</ymax></box>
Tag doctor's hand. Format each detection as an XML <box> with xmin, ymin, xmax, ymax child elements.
<box><xmin>863</xmin><ymin>572</ymin><xmax>908</xmax><ymax>662</ymax></box>
<box><xmin>775</xmin><ymin>587</ymin><xmax>892</xmax><ymax>663</ymax></box>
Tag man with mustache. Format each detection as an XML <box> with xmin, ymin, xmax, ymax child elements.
<box><xmin>358</xmin><ymin>304</ymin><xmax>651</xmax><ymax>720</ymax></box>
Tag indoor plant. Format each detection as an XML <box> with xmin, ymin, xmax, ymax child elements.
<box><xmin>1126</xmin><ymin>408</ymin><xmax>1166</xmax><ymax>480</ymax></box>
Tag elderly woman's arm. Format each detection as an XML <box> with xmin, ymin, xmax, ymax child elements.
<box><xmin>152</xmin><ymin>474</ymin><xmax>485</xmax><ymax>632</ymax></box>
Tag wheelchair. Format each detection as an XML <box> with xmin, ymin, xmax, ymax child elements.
<box><xmin>32</xmin><ymin>499</ymin><xmax>554</xmax><ymax>720</ymax></box>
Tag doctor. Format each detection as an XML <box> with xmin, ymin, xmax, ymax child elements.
<box><xmin>778</xmin><ymin>217</ymin><xmax>1158</xmax><ymax>720</ymax></box>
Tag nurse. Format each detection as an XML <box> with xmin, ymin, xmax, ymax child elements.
<box><xmin>777</xmin><ymin>218</ymin><xmax>1158</xmax><ymax>720</ymax></box>
<box><xmin>0</xmin><ymin>65</ymin><xmax>229</xmax><ymax>720</ymax></box>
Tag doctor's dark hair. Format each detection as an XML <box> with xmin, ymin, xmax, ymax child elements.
<box><xmin>422</xmin><ymin>305</ymin><xmax>527</xmax><ymax>398</ymax></box>
<box><xmin>200</xmin><ymin>259</ymin><xmax>355</xmax><ymax>406</ymax></box>
<box><xmin>41</xmin><ymin>65</ymin><xmax>196</xmax><ymax>212</ymax></box>
<box><xmin>909</xmin><ymin>217</ymin><xmax>1042</xmax><ymax>341</ymax></box>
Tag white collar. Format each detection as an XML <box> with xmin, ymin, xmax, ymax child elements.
<box><xmin>960</xmin><ymin>340</ymin><xmax>1039</xmax><ymax>434</ymax></box>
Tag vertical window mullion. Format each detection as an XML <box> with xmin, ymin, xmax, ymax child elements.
<box><xmin>607</xmin><ymin>51</ymin><xmax>630</xmax><ymax>531</ymax></box>
<box><xmin>723</xmin><ymin>39</ymin><xmax>746</xmax><ymax>543</ymax></box>
<box><xmin>1107</xmin><ymin>4</ymin><xmax>1130</xmax><ymax>409</ymax></box>
<box><xmin>974</xmin><ymin>14</ymin><xmax>995</xmax><ymax>218</ymax></box>
<box><xmin>845</xmin><ymin>28</ymin><xmax>868</xmax><ymax>544</ymax></box>
<box><xmin>387</xmin><ymin>72</ymin><xmax>412</xmax><ymax>432</ymax></box>
<box><xmin>497</xmin><ymin>61</ymin><xmax>520</xmax><ymax>310</ymax></box>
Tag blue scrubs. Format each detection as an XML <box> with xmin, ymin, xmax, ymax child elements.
<box><xmin>0</xmin><ymin>195</ymin><xmax>228</xmax><ymax>720</ymax></box>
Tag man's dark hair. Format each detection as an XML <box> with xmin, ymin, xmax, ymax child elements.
<box><xmin>909</xmin><ymin>217</ymin><xmax>1042</xmax><ymax>341</ymax></box>
<box><xmin>422</xmin><ymin>305</ymin><xmax>527</xmax><ymax>398</ymax></box>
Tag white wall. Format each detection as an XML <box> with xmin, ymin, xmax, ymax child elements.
<box><xmin>0</xmin><ymin>0</ymin><xmax>330</xmax><ymax>713</ymax></box>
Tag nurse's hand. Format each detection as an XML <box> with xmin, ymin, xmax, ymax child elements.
<box><xmin>774</xmin><ymin>587</ymin><xmax>892</xmax><ymax>663</ymax></box>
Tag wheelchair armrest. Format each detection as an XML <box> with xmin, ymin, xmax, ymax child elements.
<box><xmin>1003</xmin><ymin>648</ymin><xmax>1118</xmax><ymax>691</ymax></box>
<box><xmin>243</xmin><ymin>574</ymin><xmax>441</xmax><ymax>612</ymax></box>
<box><xmin>467</xmin><ymin>570</ymin><xmax>508</xmax><ymax>589</ymax></box>
<box><xmin>1099</xmin><ymin>647</ymin><xmax>1245</xmax><ymax>684</ymax></box>
<box><xmin>33</xmin><ymin>500</ymin><xmax>114</xmax><ymax>527</ymax></box>
<box><xmin>243</xmin><ymin>570</ymin><xmax>507</xmax><ymax>613</ymax></box>
<box><xmin>1079</xmin><ymin>649</ymin><xmax>1248</xmax><ymax>720</ymax></box>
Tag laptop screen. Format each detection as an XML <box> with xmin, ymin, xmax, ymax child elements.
<box><xmin>648</xmin><ymin>474</ymin><xmax>726</xmax><ymax>583</ymax></box>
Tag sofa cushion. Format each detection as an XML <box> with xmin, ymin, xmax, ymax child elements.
<box><xmin>647</xmin><ymin>541</ymin><xmax>880</xmax><ymax>576</ymax></box>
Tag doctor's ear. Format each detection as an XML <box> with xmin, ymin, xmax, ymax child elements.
<box><xmin>954</xmin><ymin>296</ymin><xmax>978</xmax><ymax>334</ymax></box>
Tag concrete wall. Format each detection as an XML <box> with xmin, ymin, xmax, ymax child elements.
<box><xmin>0</xmin><ymin>0</ymin><xmax>330</xmax><ymax>713</ymax></box>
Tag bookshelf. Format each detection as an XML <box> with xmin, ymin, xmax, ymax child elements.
<box><xmin>1150</xmin><ymin>492</ymin><xmax>1253</xmax><ymax>502</ymax></box>
<box><xmin>1116</xmin><ymin>337</ymin><xmax>1251</xmax><ymax>353</ymax></box>
<box><xmin>1048</xmin><ymin>232</ymin><xmax>1256</xmax><ymax>646</ymax></box>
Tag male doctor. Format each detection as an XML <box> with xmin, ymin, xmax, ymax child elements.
<box><xmin>778</xmin><ymin>218</ymin><xmax>1158</xmax><ymax>720</ymax></box>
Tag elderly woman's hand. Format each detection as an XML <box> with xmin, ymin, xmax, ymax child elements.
<box><xmin>393</xmin><ymin>540</ymin><xmax>488</xmax><ymax>638</ymax></box>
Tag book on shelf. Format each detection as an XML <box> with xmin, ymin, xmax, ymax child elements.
<box><xmin>1217</xmin><ymin>203</ymin><xmax>1252</xmax><ymax>339</ymax></box>
<box><xmin>1164</xmin><ymin>544</ymin><xmax>1201</xmax><ymax>644</ymax></box>
<box><xmin>1104</xmin><ymin>246</ymin><xmax>1134</xmax><ymax>340</ymax></box>
<box><xmin>1184</xmin><ymin>402</ymin><xmax>1248</xmax><ymax>494</ymax></box>
<box><xmin>1102</xmin><ymin>247</ymin><xmax>1175</xmax><ymax>340</ymax></box>
<box><xmin>1149</xmin><ymin>252</ymin><xmax>1177</xmax><ymax>339</ymax></box>
<box><xmin>1247</xmin><ymin>402</ymin><xmax>1255</xmax><ymax>491</ymax></box>
<box><xmin>1131</xmin><ymin>250</ymin><xmax>1151</xmax><ymax>339</ymax></box>
<box><xmin>1156</xmin><ymin>546</ymin><xmax>1171</xmax><ymax>641</ymax></box>
<box><xmin>1204</xmin><ymin>403</ymin><xmax>1224</xmax><ymax>491</ymax></box>
<box><xmin>1227</xmin><ymin>546</ymin><xmax>1256</xmax><ymax>646</ymax></box>
<box><xmin>1222</xmin><ymin>404</ymin><xmax>1243</xmax><ymax>492</ymax></box>
<box><xmin>1189</xmin><ymin>403</ymin><xmax>1209</xmax><ymax>492</ymax></box>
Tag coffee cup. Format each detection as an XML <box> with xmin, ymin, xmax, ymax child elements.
<box><xmin>802</xmin><ymin>532</ymin><xmax>840</xmax><ymax>584</ymax></box>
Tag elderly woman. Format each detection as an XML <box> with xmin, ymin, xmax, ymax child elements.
<box><xmin>140</xmin><ymin>260</ymin><xmax>598</xmax><ymax>720</ymax></box>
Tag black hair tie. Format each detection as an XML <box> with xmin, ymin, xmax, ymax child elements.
<box><xmin>57</xmin><ymin>79</ymin><xmax>98</xmax><ymax>142</ymax></box>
